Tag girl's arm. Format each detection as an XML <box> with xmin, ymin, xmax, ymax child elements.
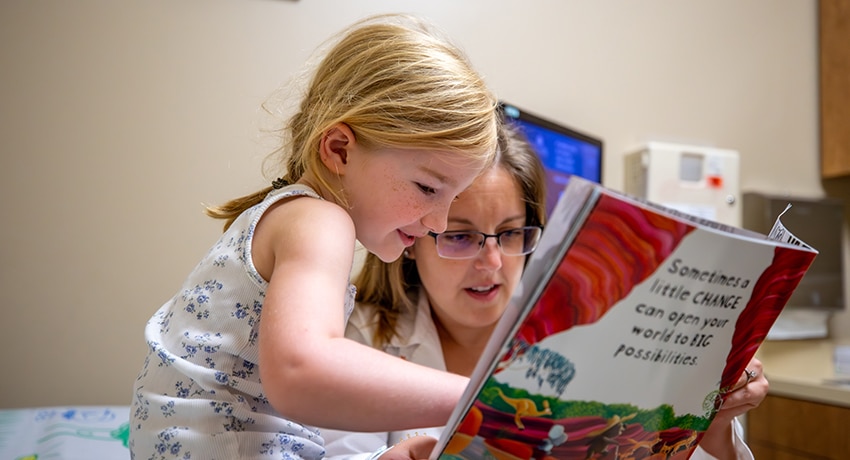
<box><xmin>376</xmin><ymin>436</ymin><xmax>438</xmax><ymax>460</ymax></box>
<box><xmin>254</xmin><ymin>197</ymin><xmax>468</xmax><ymax>432</ymax></box>
<box><xmin>321</xmin><ymin>320</ymin><xmax>394</xmax><ymax>460</ymax></box>
<box><xmin>322</xmin><ymin>429</ymin><xmax>390</xmax><ymax>460</ymax></box>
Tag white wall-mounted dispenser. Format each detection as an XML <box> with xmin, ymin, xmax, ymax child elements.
<box><xmin>624</xmin><ymin>142</ymin><xmax>740</xmax><ymax>227</ymax></box>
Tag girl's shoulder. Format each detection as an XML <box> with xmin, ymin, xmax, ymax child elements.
<box><xmin>237</xmin><ymin>183</ymin><xmax>324</xmax><ymax>228</ymax></box>
<box><xmin>240</xmin><ymin>183</ymin><xmax>342</xmax><ymax>239</ymax></box>
<box><xmin>266</xmin><ymin>183</ymin><xmax>322</xmax><ymax>201</ymax></box>
<box><xmin>251</xmin><ymin>183</ymin><xmax>356</xmax><ymax>280</ymax></box>
<box><xmin>261</xmin><ymin>184</ymin><xmax>353</xmax><ymax>233</ymax></box>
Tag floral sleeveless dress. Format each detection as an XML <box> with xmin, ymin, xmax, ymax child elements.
<box><xmin>130</xmin><ymin>184</ymin><xmax>356</xmax><ymax>460</ymax></box>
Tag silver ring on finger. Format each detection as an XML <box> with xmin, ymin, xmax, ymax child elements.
<box><xmin>744</xmin><ymin>368</ymin><xmax>758</xmax><ymax>384</ymax></box>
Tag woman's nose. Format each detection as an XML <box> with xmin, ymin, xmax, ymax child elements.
<box><xmin>474</xmin><ymin>239</ymin><xmax>503</xmax><ymax>270</ymax></box>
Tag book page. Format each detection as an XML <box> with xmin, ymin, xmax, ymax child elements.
<box><xmin>768</xmin><ymin>203</ymin><xmax>814</xmax><ymax>249</ymax></box>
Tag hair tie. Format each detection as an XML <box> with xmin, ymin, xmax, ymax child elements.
<box><xmin>272</xmin><ymin>177</ymin><xmax>289</xmax><ymax>189</ymax></box>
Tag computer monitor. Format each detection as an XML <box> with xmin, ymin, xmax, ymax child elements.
<box><xmin>499</xmin><ymin>102</ymin><xmax>604</xmax><ymax>217</ymax></box>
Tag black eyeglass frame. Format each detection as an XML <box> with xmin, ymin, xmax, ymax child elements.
<box><xmin>427</xmin><ymin>225</ymin><xmax>544</xmax><ymax>260</ymax></box>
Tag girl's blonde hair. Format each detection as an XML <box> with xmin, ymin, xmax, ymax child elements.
<box><xmin>206</xmin><ymin>14</ymin><xmax>500</xmax><ymax>229</ymax></box>
<box><xmin>355</xmin><ymin>122</ymin><xmax>548</xmax><ymax>347</ymax></box>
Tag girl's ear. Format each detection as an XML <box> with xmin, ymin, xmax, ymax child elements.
<box><xmin>319</xmin><ymin>123</ymin><xmax>355</xmax><ymax>174</ymax></box>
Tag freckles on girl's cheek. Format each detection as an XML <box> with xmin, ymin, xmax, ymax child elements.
<box><xmin>386</xmin><ymin>175</ymin><xmax>402</xmax><ymax>193</ymax></box>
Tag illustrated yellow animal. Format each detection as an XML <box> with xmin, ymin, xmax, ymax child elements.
<box><xmin>495</xmin><ymin>388</ymin><xmax>552</xmax><ymax>430</ymax></box>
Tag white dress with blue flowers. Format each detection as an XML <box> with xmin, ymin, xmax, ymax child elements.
<box><xmin>130</xmin><ymin>184</ymin><xmax>356</xmax><ymax>460</ymax></box>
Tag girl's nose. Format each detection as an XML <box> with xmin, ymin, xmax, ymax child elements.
<box><xmin>420</xmin><ymin>203</ymin><xmax>452</xmax><ymax>234</ymax></box>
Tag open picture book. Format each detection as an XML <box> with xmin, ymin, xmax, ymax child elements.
<box><xmin>430</xmin><ymin>176</ymin><xmax>817</xmax><ymax>460</ymax></box>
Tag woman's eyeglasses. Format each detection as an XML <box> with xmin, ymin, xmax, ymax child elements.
<box><xmin>427</xmin><ymin>226</ymin><xmax>544</xmax><ymax>260</ymax></box>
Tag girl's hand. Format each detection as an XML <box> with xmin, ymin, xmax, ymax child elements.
<box><xmin>378</xmin><ymin>436</ymin><xmax>438</xmax><ymax>460</ymax></box>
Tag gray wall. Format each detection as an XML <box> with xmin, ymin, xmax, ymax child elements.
<box><xmin>2</xmin><ymin>0</ymin><xmax>846</xmax><ymax>409</ymax></box>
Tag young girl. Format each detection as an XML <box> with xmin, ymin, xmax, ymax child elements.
<box><xmin>129</xmin><ymin>14</ymin><xmax>500</xmax><ymax>460</ymax></box>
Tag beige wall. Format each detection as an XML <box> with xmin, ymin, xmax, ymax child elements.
<box><xmin>1</xmin><ymin>0</ymin><xmax>846</xmax><ymax>409</ymax></box>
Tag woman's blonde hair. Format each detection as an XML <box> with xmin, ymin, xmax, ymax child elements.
<box><xmin>206</xmin><ymin>14</ymin><xmax>500</xmax><ymax>229</ymax></box>
<box><xmin>355</xmin><ymin>121</ymin><xmax>548</xmax><ymax>347</ymax></box>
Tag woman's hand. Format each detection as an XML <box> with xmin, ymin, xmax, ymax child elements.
<box><xmin>717</xmin><ymin>357</ymin><xmax>769</xmax><ymax>421</ymax></box>
<box><xmin>698</xmin><ymin>357</ymin><xmax>768</xmax><ymax>459</ymax></box>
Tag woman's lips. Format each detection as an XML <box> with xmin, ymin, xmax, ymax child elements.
<box><xmin>465</xmin><ymin>284</ymin><xmax>500</xmax><ymax>301</ymax></box>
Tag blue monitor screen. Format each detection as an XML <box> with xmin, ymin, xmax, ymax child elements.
<box><xmin>500</xmin><ymin>102</ymin><xmax>603</xmax><ymax>217</ymax></box>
